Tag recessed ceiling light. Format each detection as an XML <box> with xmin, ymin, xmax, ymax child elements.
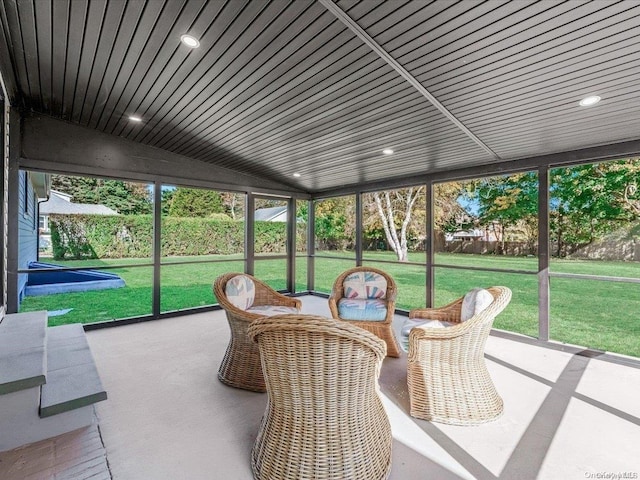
<box><xmin>128</xmin><ymin>115</ymin><xmax>142</xmax><ymax>122</ymax></box>
<box><xmin>382</xmin><ymin>149</ymin><xmax>394</xmax><ymax>155</ymax></box>
<box><xmin>180</xmin><ymin>34</ymin><xmax>200</xmax><ymax>48</ymax></box>
<box><xmin>579</xmin><ymin>95</ymin><xmax>601</xmax><ymax>107</ymax></box>
<box><xmin>292</xmin><ymin>172</ymin><xmax>301</xmax><ymax>178</ymax></box>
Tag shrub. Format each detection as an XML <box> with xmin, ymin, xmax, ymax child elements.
<box><xmin>49</xmin><ymin>215</ymin><xmax>307</xmax><ymax>259</ymax></box>
<box><xmin>49</xmin><ymin>215</ymin><xmax>98</xmax><ymax>260</ymax></box>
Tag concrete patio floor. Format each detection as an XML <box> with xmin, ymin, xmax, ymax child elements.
<box><xmin>83</xmin><ymin>295</ymin><xmax>640</xmax><ymax>480</ymax></box>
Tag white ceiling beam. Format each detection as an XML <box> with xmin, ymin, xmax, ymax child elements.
<box><xmin>318</xmin><ymin>0</ymin><xmax>500</xmax><ymax>161</ymax></box>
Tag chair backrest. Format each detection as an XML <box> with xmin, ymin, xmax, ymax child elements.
<box><xmin>460</xmin><ymin>287</ymin><xmax>495</xmax><ymax>321</ymax></box>
<box><xmin>249</xmin><ymin>314</ymin><xmax>386</xmax><ymax>384</ymax></box>
<box><xmin>467</xmin><ymin>286</ymin><xmax>511</xmax><ymax>324</ymax></box>
<box><xmin>343</xmin><ymin>270</ymin><xmax>388</xmax><ymax>299</ymax></box>
<box><xmin>247</xmin><ymin>314</ymin><xmax>391</xmax><ymax>479</ymax></box>
<box><xmin>223</xmin><ymin>274</ymin><xmax>255</xmax><ymax>310</ymax></box>
<box><xmin>408</xmin><ymin>286</ymin><xmax>512</xmax><ymax>365</ymax></box>
<box><xmin>334</xmin><ymin>266</ymin><xmax>396</xmax><ymax>302</ymax></box>
<box><xmin>214</xmin><ymin>272</ymin><xmax>259</xmax><ymax>312</ymax></box>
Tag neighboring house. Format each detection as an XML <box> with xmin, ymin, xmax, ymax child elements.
<box><xmin>254</xmin><ymin>206</ymin><xmax>287</xmax><ymax>222</ymax></box>
<box><xmin>445</xmin><ymin>229</ymin><xmax>485</xmax><ymax>242</ymax></box>
<box><xmin>18</xmin><ymin>171</ymin><xmax>50</xmax><ymax>302</ymax></box>
<box><xmin>445</xmin><ymin>227</ymin><xmax>499</xmax><ymax>242</ymax></box>
<box><xmin>38</xmin><ymin>190</ymin><xmax>118</xmax><ymax>249</ymax></box>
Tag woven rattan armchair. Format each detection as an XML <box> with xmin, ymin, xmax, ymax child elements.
<box><xmin>213</xmin><ymin>273</ymin><xmax>302</xmax><ymax>392</ymax></box>
<box><xmin>328</xmin><ymin>266</ymin><xmax>401</xmax><ymax>358</ymax></box>
<box><xmin>248</xmin><ymin>314</ymin><xmax>392</xmax><ymax>480</ymax></box>
<box><xmin>407</xmin><ymin>286</ymin><xmax>512</xmax><ymax>425</ymax></box>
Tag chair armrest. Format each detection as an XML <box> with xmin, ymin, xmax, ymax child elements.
<box><xmin>409</xmin><ymin>321</ymin><xmax>471</xmax><ymax>341</ymax></box>
<box><xmin>386</xmin><ymin>288</ymin><xmax>398</xmax><ymax>303</ymax></box>
<box><xmin>219</xmin><ymin>303</ymin><xmax>272</xmax><ymax>323</ymax></box>
<box><xmin>256</xmin><ymin>289</ymin><xmax>301</xmax><ymax>309</ymax></box>
<box><xmin>409</xmin><ymin>307</ymin><xmax>460</xmax><ymax>323</ymax></box>
<box><xmin>327</xmin><ymin>293</ymin><xmax>340</xmax><ymax>318</ymax></box>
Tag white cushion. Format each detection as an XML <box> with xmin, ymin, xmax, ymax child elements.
<box><xmin>460</xmin><ymin>288</ymin><xmax>493</xmax><ymax>321</ymax></box>
<box><xmin>400</xmin><ymin>318</ymin><xmax>455</xmax><ymax>351</ymax></box>
<box><xmin>224</xmin><ymin>275</ymin><xmax>255</xmax><ymax>310</ymax></box>
<box><xmin>246</xmin><ymin>305</ymin><xmax>299</xmax><ymax>316</ymax></box>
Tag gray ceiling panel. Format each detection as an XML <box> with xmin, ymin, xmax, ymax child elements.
<box><xmin>405</xmin><ymin>1</ymin><xmax>610</xmax><ymax>86</ymax></box>
<box><xmin>50</xmin><ymin>0</ymin><xmax>70</xmax><ymax>116</ymax></box>
<box><xmin>125</xmin><ymin>0</ymin><xmax>284</xmax><ymax>141</ymax></box>
<box><xmin>2</xmin><ymin>0</ymin><xmax>640</xmax><ymax>193</ymax></box>
<box><xmin>7</xmin><ymin>0</ymin><xmax>37</xmax><ymax>103</ymax></box>
<box><xmin>146</xmin><ymin>2</ymin><xmax>336</xmax><ymax>152</ymax></box>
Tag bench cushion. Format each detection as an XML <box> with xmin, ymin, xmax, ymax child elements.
<box><xmin>338</xmin><ymin>298</ymin><xmax>387</xmax><ymax>321</ymax></box>
<box><xmin>225</xmin><ymin>275</ymin><xmax>255</xmax><ymax>310</ymax></box>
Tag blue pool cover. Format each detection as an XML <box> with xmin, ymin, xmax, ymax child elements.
<box><xmin>25</xmin><ymin>261</ymin><xmax>126</xmax><ymax>296</ymax></box>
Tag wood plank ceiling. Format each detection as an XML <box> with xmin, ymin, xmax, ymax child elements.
<box><xmin>1</xmin><ymin>0</ymin><xmax>640</xmax><ymax>193</ymax></box>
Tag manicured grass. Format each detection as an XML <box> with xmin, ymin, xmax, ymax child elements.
<box><xmin>21</xmin><ymin>265</ymin><xmax>155</xmax><ymax>324</ymax></box>
<box><xmin>21</xmin><ymin>256</ymin><xmax>246</xmax><ymax>326</ymax></box>
<box><xmin>19</xmin><ymin>252</ymin><xmax>640</xmax><ymax>357</ymax></box>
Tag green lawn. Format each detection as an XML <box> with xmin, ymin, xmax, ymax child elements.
<box><xmin>19</xmin><ymin>252</ymin><xmax>640</xmax><ymax>358</ymax></box>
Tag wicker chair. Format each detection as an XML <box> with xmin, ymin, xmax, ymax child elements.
<box><xmin>407</xmin><ymin>286</ymin><xmax>512</xmax><ymax>425</ymax></box>
<box><xmin>213</xmin><ymin>273</ymin><xmax>302</xmax><ymax>392</ymax></box>
<box><xmin>248</xmin><ymin>314</ymin><xmax>392</xmax><ymax>480</ymax></box>
<box><xmin>328</xmin><ymin>266</ymin><xmax>401</xmax><ymax>358</ymax></box>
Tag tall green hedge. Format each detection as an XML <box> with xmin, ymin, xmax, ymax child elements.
<box><xmin>49</xmin><ymin>214</ymin><xmax>304</xmax><ymax>260</ymax></box>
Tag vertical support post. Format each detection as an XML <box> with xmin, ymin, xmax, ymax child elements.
<box><xmin>538</xmin><ymin>167</ymin><xmax>550</xmax><ymax>341</ymax></box>
<box><xmin>307</xmin><ymin>198</ymin><xmax>315</xmax><ymax>292</ymax></box>
<box><xmin>1</xmin><ymin>99</ymin><xmax>8</xmax><ymax>314</ymax></box>
<box><xmin>152</xmin><ymin>181</ymin><xmax>161</xmax><ymax>318</ymax></box>
<box><xmin>355</xmin><ymin>191</ymin><xmax>362</xmax><ymax>266</ymax></box>
<box><xmin>286</xmin><ymin>196</ymin><xmax>295</xmax><ymax>293</ymax></box>
<box><xmin>6</xmin><ymin>108</ymin><xmax>20</xmax><ymax>313</ymax></box>
<box><xmin>245</xmin><ymin>193</ymin><xmax>255</xmax><ymax>276</ymax></box>
<box><xmin>425</xmin><ymin>181</ymin><xmax>434</xmax><ymax>308</ymax></box>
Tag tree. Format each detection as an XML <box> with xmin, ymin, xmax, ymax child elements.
<box><xmin>161</xmin><ymin>188</ymin><xmax>175</xmax><ymax>216</ymax></box>
<box><xmin>469</xmin><ymin>172</ymin><xmax>539</xmax><ymax>252</ymax></box>
<box><xmin>365</xmin><ymin>187</ymin><xmax>424</xmax><ymax>262</ymax></box>
<box><xmin>549</xmin><ymin>159</ymin><xmax>640</xmax><ymax>256</ymax></box>
<box><xmin>221</xmin><ymin>192</ymin><xmax>244</xmax><ymax>220</ymax></box>
<box><xmin>51</xmin><ymin>175</ymin><xmax>152</xmax><ymax>214</ymax></box>
<box><xmin>314</xmin><ymin>196</ymin><xmax>355</xmax><ymax>250</ymax></box>
<box><xmin>98</xmin><ymin>180</ymin><xmax>152</xmax><ymax>215</ymax></box>
<box><xmin>167</xmin><ymin>187</ymin><xmax>225</xmax><ymax>217</ymax></box>
<box><xmin>434</xmin><ymin>182</ymin><xmax>471</xmax><ymax>233</ymax></box>
<box><xmin>465</xmin><ymin>159</ymin><xmax>640</xmax><ymax>257</ymax></box>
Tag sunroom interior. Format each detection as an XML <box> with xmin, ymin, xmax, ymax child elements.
<box><xmin>1</xmin><ymin>1</ymin><xmax>639</xmax><ymax>479</ymax></box>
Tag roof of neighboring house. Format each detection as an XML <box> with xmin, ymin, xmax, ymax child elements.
<box><xmin>254</xmin><ymin>206</ymin><xmax>287</xmax><ymax>222</ymax></box>
<box><xmin>452</xmin><ymin>230</ymin><xmax>484</xmax><ymax>238</ymax></box>
<box><xmin>39</xmin><ymin>190</ymin><xmax>118</xmax><ymax>216</ymax></box>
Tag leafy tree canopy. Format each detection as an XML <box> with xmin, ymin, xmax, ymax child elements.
<box><xmin>167</xmin><ymin>187</ymin><xmax>225</xmax><ymax>217</ymax></box>
<box><xmin>548</xmin><ymin>159</ymin><xmax>640</xmax><ymax>254</ymax></box>
<box><xmin>51</xmin><ymin>175</ymin><xmax>151</xmax><ymax>215</ymax></box>
<box><xmin>314</xmin><ymin>196</ymin><xmax>355</xmax><ymax>248</ymax></box>
<box><xmin>463</xmin><ymin>158</ymin><xmax>640</xmax><ymax>255</ymax></box>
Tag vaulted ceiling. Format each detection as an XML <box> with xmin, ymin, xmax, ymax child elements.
<box><xmin>2</xmin><ymin>0</ymin><xmax>640</xmax><ymax>194</ymax></box>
